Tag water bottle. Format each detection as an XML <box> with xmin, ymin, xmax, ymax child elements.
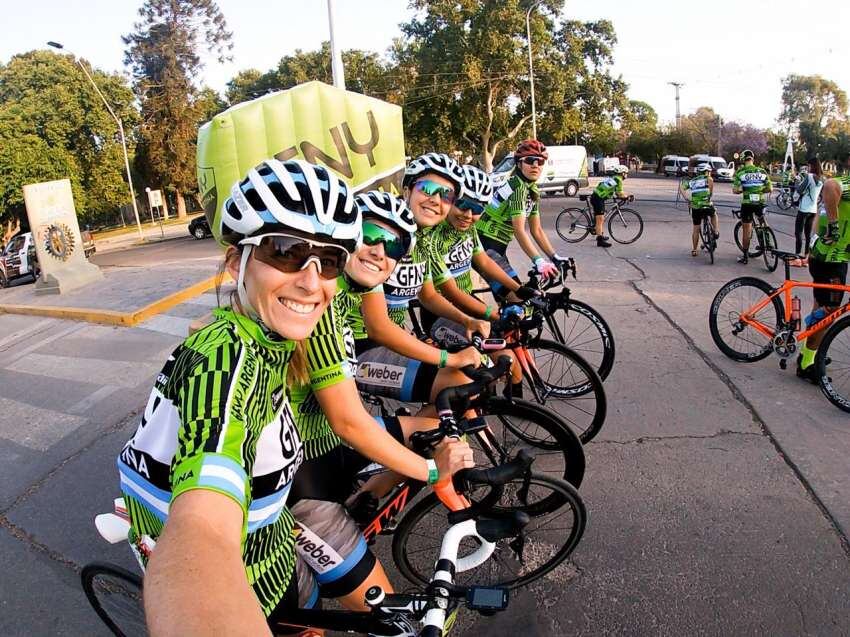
<box><xmin>805</xmin><ymin>307</ymin><xmax>826</xmax><ymax>328</ymax></box>
<box><xmin>791</xmin><ymin>296</ymin><xmax>801</xmax><ymax>331</ymax></box>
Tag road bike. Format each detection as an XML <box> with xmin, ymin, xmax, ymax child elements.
<box><xmin>709</xmin><ymin>249</ymin><xmax>850</xmax><ymax>413</ymax></box>
<box><xmin>470</xmin><ymin>262</ymin><xmax>616</xmax><ymax>382</ymax></box>
<box><xmin>694</xmin><ymin>207</ymin><xmax>717</xmax><ymax>264</ymax></box>
<box><xmin>732</xmin><ymin>207</ymin><xmax>779</xmax><ymax>272</ymax></box>
<box><xmin>773</xmin><ymin>185</ymin><xmax>795</xmax><ymax>211</ymax></box>
<box><xmin>556</xmin><ymin>194</ymin><xmax>644</xmax><ymax>244</ymax></box>
<box><xmin>82</xmin><ymin>360</ymin><xmax>586</xmax><ymax>635</ymax></box>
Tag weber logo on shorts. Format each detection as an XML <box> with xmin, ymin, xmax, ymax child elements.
<box><xmin>357</xmin><ymin>362</ymin><xmax>406</xmax><ymax>388</ymax></box>
<box><xmin>292</xmin><ymin>522</ymin><xmax>343</xmax><ymax>573</ymax></box>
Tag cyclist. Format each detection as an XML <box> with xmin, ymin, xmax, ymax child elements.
<box><xmin>679</xmin><ymin>162</ymin><xmax>719</xmax><ymax>257</ymax></box>
<box><xmin>289</xmin><ymin>190</ymin><xmax>475</xmax><ymax>616</ymax></box>
<box><xmin>796</xmin><ymin>152</ymin><xmax>850</xmax><ymax>382</ymax></box>
<box><xmin>476</xmin><ymin>139</ymin><xmax>571</xmax><ymax>295</ymax></box>
<box><xmin>354</xmin><ymin>153</ymin><xmax>489</xmax><ymax>405</ymax></box>
<box><xmin>117</xmin><ymin>160</ymin><xmax>473</xmax><ymax>635</ymax></box>
<box><xmin>732</xmin><ymin>149</ymin><xmax>773</xmax><ymax>264</ymax></box>
<box><xmin>589</xmin><ymin>171</ymin><xmax>632</xmax><ymax>248</ymax></box>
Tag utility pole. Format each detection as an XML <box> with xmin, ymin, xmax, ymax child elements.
<box><xmin>668</xmin><ymin>82</ymin><xmax>684</xmax><ymax>128</ymax></box>
<box><xmin>327</xmin><ymin>0</ymin><xmax>346</xmax><ymax>89</ymax></box>
<box><xmin>525</xmin><ymin>1</ymin><xmax>541</xmax><ymax>139</ymax></box>
<box><xmin>717</xmin><ymin>116</ymin><xmax>723</xmax><ymax>156</ymax></box>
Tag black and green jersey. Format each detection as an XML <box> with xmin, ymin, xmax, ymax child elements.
<box><xmin>682</xmin><ymin>175</ymin><xmax>712</xmax><ymax>209</ymax></box>
<box><xmin>733</xmin><ymin>164</ymin><xmax>772</xmax><ymax>205</ymax></box>
<box><xmin>811</xmin><ymin>175</ymin><xmax>850</xmax><ymax>264</ymax></box>
<box><xmin>118</xmin><ymin>307</ymin><xmax>303</xmax><ymax>617</ymax></box>
<box><xmin>476</xmin><ymin>174</ymin><xmax>540</xmax><ymax>246</ymax></box>
<box><xmin>593</xmin><ymin>175</ymin><xmax>624</xmax><ymax>199</ymax></box>
<box><xmin>333</xmin><ymin>275</ymin><xmax>369</xmax><ymax>344</ymax></box>
<box><xmin>429</xmin><ymin>221</ymin><xmax>484</xmax><ymax>294</ymax></box>
<box><xmin>379</xmin><ymin>225</ymin><xmax>438</xmax><ymax>327</ymax></box>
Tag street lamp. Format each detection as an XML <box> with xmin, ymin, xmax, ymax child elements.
<box><xmin>526</xmin><ymin>1</ymin><xmax>541</xmax><ymax>139</ymax></box>
<box><xmin>47</xmin><ymin>41</ymin><xmax>145</xmax><ymax>242</ymax></box>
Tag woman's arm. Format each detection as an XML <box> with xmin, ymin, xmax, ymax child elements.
<box><xmin>472</xmin><ymin>251</ymin><xmax>522</xmax><ymax>293</ymax></box>
<box><xmin>511</xmin><ymin>214</ymin><xmax>541</xmax><ymax>261</ymax></box>
<box><xmin>145</xmin><ymin>491</ymin><xmax>270</xmax><ymax>637</ymax></box>
<box><xmin>528</xmin><ymin>214</ymin><xmax>557</xmax><ymax>258</ymax></box>
<box><xmin>435</xmin><ymin>277</ymin><xmax>490</xmax><ymax>318</ymax></box>
<box><xmin>418</xmin><ymin>280</ymin><xmax>489</xmax><ymax>336</ymax></box>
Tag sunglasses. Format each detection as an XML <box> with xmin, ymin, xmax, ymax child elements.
<box><xmin>414</xmin><ymin>179</ymin><xmax>456</xmax><ymax>204</ymax></box>
<box><xmin>243</xmin><ymin>234</ymin><xmax>349</xmax><ymax>280</ymax></box>
<box><xmin>362</xmin><ymin>220</ymin><xmax>409</xmax><ymax>260</ymax></box>
<box><xmin>520</xmin><ymin>156</ymin><xmax>546</xmax><ymax>167</ymax></box>
<box><xmin>455</xmin><ymin>198</ymin><xmax>485</xmax><ymax>215</ymax></box>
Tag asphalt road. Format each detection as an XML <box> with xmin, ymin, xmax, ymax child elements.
<box><xmin>1</xmin><ymin>174</ymin><xmax>848</xmax><ymax>636</ymax></box>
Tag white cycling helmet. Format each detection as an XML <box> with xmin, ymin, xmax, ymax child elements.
<box><xmin>403</xmin><ymin>152</ymin><xmax>465</xmax><ymax>192</ymax></box>
<box><xmin>354</xmin><ymin>190</ymin><xmax>417</xmax><ymax>254</ymax></box>
<box><xmin>220</xmin><ymin>158</ymin><xmax>360</xmax><ymax>253</ymax></box>
<box><xmin>697</xmin><ymin>163</ymin><xmax>712</xmax><ymax>173</ymax></box>
<box><xmin>460</xmin><ymin>165</ymin><xmax>494</xmax><ymax>205</ymax></box>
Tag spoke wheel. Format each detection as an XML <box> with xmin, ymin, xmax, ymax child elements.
<box><xmin>760</xmin><ymin>227</ymin><xmax>779</xmax><ymax>272</ymax></box>
<box><xmin>709</xmin><ymin>277</ymin><xmax>783</xmax><ymax>362</ymax></box>
<box><xmin>733</xmin><ymin>221</ymin><xmax>765</xmax><ymax>257</ymax></box>
<box><xmin>556</xmin><ymin>208</ymin><xmax>591</xmax><ymax>243</ymax></box>
<box><xmin>392</xmin><ymin>473</ymin><xmax>585</xmax><ymax>590</ymax></box>
<box><xmin>701</xmin><ymin>219</ymin><xmax>715</xmax><ymax>264</ymax></box>
<box><xmin>816</xmin><ymin>317</ymin><xmax>850</xmax><ymax>413</ymax></box>
<box><xmin>541</xmin><ymin>297</ymin><xmax>616</xmax><ymax>381</ymax></box>
<box><xmin>81</xmin><ymin>562</ymin><xmax>146</xmax><ymax>637</ymax></box>
<box><xmin>607</xmin><ymin>207</ymin><xmax>643</xmax><ymax>244</ymax></box>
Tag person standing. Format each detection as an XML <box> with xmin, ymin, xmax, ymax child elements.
<box><xmin>791</xmin><ymin>157</ymin><xmax>825</xmax><ymax>266</ymax></box>
<box><xmin>679</xmin><ymin>163</ymin><xmax>719</xmax><ymax>257</ymax></box>
<box><xmin>732</xmin><ymin>149</ymin><xmax>773</xmax><ymax>264</ymax></box>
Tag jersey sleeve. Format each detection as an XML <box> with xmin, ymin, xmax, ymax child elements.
<box><xmin>169</xmin><ymin>342</ymin><xmax>252</xmax><ymax>517</ymax></box>
<box><xmin>681</xmin><ymin>178</ymin><xmax>691</xmax><ymax>192</ymax></box>
<box><xmin>304</xmin><ymin>305</ymin><xmax>353</xmax><ymax>391</ymax></box>
<box><xmin>505</xmin><ymin>181</ymin><xmax>529</xmax><ymax>218</ymax></box>
<box><xmin>615</xmin><ymin>177</ymin><xmax>624</xmax><ymax>194</ymax></box>
<box><xmin>471</xmin><ymin>228</ymin><xmax>484</xmax><ymax>255</ymax></box>
<box><xmin>732</xmin><ymin>170</ymin><xmax>742</xmax><ymax>190</ymax></box>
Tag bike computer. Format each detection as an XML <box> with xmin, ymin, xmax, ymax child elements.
<box><xmin>466</xmin><ymin>586</ymin><xmax>509</xmax><ymax>612</ymax></box>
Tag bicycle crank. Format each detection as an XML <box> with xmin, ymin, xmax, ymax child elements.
<box><xmin>772</xmin><ymin>329</ymin><xmax>797</xmax><ymax>359</ymax></box>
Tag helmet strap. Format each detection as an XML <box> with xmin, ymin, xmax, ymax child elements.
<box><xmin>236</xmin><ymin>245</ymin><xmax>260</xmax><ymax>321</ymax></box>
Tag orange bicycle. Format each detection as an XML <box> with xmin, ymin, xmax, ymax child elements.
<box><xmin>709</xmin><ymin>249</ymin><xmax>850</xmax><ymax>413</ymax></box>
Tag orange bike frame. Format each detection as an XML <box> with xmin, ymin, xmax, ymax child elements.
<box><xmin>739</xmin><ymin>279</ymin><xmax>850</xmax><ymax>342</ymax></box>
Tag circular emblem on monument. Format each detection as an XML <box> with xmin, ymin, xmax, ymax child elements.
<box><xmin>44</xmin><ymin>223</ymin><xmax>76</xmax><ymax>261</ymax></box>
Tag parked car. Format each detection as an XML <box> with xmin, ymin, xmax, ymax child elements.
<box><xmin>662</xmin><ymin>155</ymin><xmax>690</xmax><ymax>177</ymax></box>
<box><xmin>711</xmin><ymin>156</ymin><xmax>734</xmax><ymax>182</ymax></box>
<box><xmin>188</xmin><ymin>215</ymin><xmax>212</xmax><ymax>239</ymax></box>
<box><xmin>81</xmin><ymin>229</ymin><xmax>96</xmax><ymax>257</ymax></box>
<box><xmin>0</xmin><ymin>232</ymin><xmax>38</xmax><ymax>288</ymax></box>
<box><xmin>491</xmin><ymin>145</ymin><xmax>590</xmax><ymax>197</ymax></box>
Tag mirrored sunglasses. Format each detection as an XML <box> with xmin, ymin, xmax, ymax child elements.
<box><xmin>361</xmin><ymin>220</ymin><xmax>409</xmax><ymax>260</ymax></box>
<box><xmin>414</xmin><ymin>179</ymin><xmax>456</xmax><ymax>204</ymax></box>
<box><xmin>520</xmin><ymin>156</ymin><xmax>546</xmax><ymax>167</ymax></box>
<box><xmin>455</xmin><ymin>198</ymin><xmax>486</xmax><ymax>215</ymax></box>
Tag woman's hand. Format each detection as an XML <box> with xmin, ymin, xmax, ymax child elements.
<box><xmin>465</xmin><ymin>318</ymin><xmax>491</xmax><ymax>339</ymax></box>
<box><xmin>432</xmin><ymin>438</ymin><xmax>475</xmax><ymax>477</ymax></box>
<box><xmin>447</xmin><ymin>346</ymin><xmax>482</xmax><ymax>369</ymax></box>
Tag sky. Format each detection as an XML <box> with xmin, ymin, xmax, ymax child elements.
<box><xmin>2</xmin><ymin>0</ymin><xmax>849</xmax><ymax>130</ymax></box>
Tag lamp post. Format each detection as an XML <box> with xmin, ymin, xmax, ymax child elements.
<box><xmin>526</xmin><ymin>1</ymin><xmax>541</xmax><ymax>139</ymax></box>
<box><xmin>326</xmin><ymin>0</ymin><xmax>346</xmax><ymax>90</ymax></box>
<box><xmin>47</xmin><ymin>41</ymin><xmax>144</xmax><ymax>242</ymax></box>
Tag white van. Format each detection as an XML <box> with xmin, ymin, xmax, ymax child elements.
<box><xmin>491</xmin><ymin>145</ymin><xmax>589</xmax><ymax>197</ymax></box>
<box><xmin>711</xmin><ymin>156</ymin><xmax>734</xmax><ymax>182</ymax></box>
<box><xmin>662</xmin><ymin>155</ymin><xmax>689</xmax><ymax>177</ymax></box>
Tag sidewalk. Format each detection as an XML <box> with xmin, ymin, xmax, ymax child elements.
<box><xmin>92</xmin><ymin>216</ymin><xmax>200</xmax><ymax>255</ymax></box>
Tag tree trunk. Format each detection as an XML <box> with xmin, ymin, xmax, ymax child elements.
<box><xmin>175</xmin><ymin>191</ymin><xmax>187</xmax><ymax>219</ymax></box>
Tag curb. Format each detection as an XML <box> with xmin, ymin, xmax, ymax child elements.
<box><xmin>0</xmin><ymin>272</ymin><xmax>232</xmax><ymax>327</ymax></box>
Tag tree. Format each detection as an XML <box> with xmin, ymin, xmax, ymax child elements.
<box><xmin>396</xmin><ymin>1</ymin><xmax>626</xmax><ymax>170</ymax></box>
<box><xmin>719</xmin><ymin>121</ymin><xmax>768</xmax><ymax>159</ymax></box>
<box><xmin>124</xmin><ymin>0</ymin><xmax>232</xmax><ymax>218</ymax></box>
<box><xmin>0</xmin><ymin>50</ymin><xmax>138</xmax><ymax>231</ymax></box>
<box><xmin>780</xmin><ymin>74</ymin><xmax>848</xmax><ymax>130</ymax></box>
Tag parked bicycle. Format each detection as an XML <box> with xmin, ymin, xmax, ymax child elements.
<box><xmin>709</xmin><ymin>249</ymin><xmax>850</xmax><ymax>413</ymax></box>
<box><xmin>556</xmin><ymin>194</ymin><xmax>644</xmax><ymax>245</ymax></box>
<box><xmin>732</xmin><ymin>207</ymin><xmax>779</xmax><ymax>272</ymax></box>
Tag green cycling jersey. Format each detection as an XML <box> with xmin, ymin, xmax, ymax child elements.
<box><xmin>811</xmin><ymin>175</ymin><xmax>850</xmax><ymax>264</ymax></box>
<box><xmin>429</xmin><ymin>221</ymin><xmax>484</xmax><ymax>295</ymax></box>
<box><xmin>682</xmin><ymin>175</ymin><xmax>713</xmax><ymax>209</ymax></box>
<box><xmin>593</xmin><ymin>175</ymin><xmax>624</xmax><ymax>200</ymax></box>
<box><xmin>377</xmin><ymin>225</ymin><xmax>439</xmax><ymax>327</ymax></box>
<box><xmin>733</xmin><ymin>164</ymin><xmax>772</xmax><ymax>205</ymax></box>
<box><xmin>118</xmin><ymin>307</ymin><xmax>303</xmax><ymax>617</ymax></box>
<box><xmin>476</xmin><ymin>174</ymin><xmax>540</xmax><ymax>246</ymax></box>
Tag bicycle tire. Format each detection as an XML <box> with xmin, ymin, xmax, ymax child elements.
<box><xmin>607</xmin><ymin>207</ymin><xmax>643</xmax><ymax>244</ymax></box>
<box><xmin>81</xmin><ymin>562</ymin><xmax>146</xmax><ymax>637</ymax></box>
<box><xmin>761</xmin><ymin>227</ymin><xmax>779</xmax><ymax>272</ymax></box>
<box><xmin>733</xmin><ymin>220</ymin><xmax>765</xmax><ymax>257</ymax></box>
<box><xmin>815</xmin><ymin>316</ymin><xmax>850</xmax><ymax>413</ymax></box>
<box><xmin>701</xmin><ymin>219</ymin><xmax>715</xmax><ymax>264</ymax></box>
<box><xmin>519</xmin><ymin>339</ymin><xmax>607</xmax><ymax>444</ymax></box>
<box><xmin>541</xmin><ymin>297</ymin><xmax>616</xmax><ymax>382</ymax></box>
<box><xmin>392</xmin><ymin>473</ymin><xmax>586</xmax><ymax>590</ymax></box>
<box><xmin>556</xmin><ymin>208</ymin><xmax>592</xmax><ymax>243</ymax></box>
<box><xmin>776</xmin><ymin>192</ymin><xmax>792</xmax><ymax>210</ymax></box>
<box><xmin>473</xmin><ymin>397</ymin><xmax>585</xmax><ymax>488</ymax></box>
<box><xmin>709</xmin><ymin>277</ymin><xmax>783</xmax><ymax>362</ymax></box>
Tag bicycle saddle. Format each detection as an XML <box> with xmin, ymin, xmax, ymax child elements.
<box><xmin>579</xmin><ymin>194</ymin><xmax>589</xmax><ymax>202</ymax></box>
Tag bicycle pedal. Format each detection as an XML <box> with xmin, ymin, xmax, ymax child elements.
<box><xmin>779</xmin><ymin>359</ymin><xmax>787</xmax><ymax>370</ymax></box>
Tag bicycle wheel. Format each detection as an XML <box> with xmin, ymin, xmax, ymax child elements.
<box><xmin>733</xmin><ymin>221</ymin><xmax>765</xmax><ymax>257</ymax></box>
<box><xmin>760</xmin><ymin>227</ymin><xmax>779</xmax><ymax>272</ymax></box>
<box><xmin>815</xmin><ymin>316</ymin><xmax>850</xmax><ymax>413</ymax></box>
<box><xmin>777</xmin><ymin>192</ymin><xmax>792</xmax><ymax>210</ymax></box>
<box><xmin>392</xmin><ymin>473</ymin><xmax>585</xmax><ymax>590</ymax></box>
<box><xmin>541</xmin><ymin>297</ymin><xmax>616</xmax><ymax>381</ymax></box>
<box><xmin>472</xmin><ymin>397</ymin><xmax>585</xmax><ymax>488</ymax></box>
<box><xmin>81</xmin><ymin>562</ymin><xmax>146</xmax><ymax>637</ymax></box>
<box><xmin>701</xmin><ymin>219</ymin><xmax>715</xmax><ymax>264</ymax></box>
<box><xmin>709</xmin><ymin>277</ymin><xmax>783</xmax><ymax>362</ymax></box>
<box><xmin>607</xmin><ymin>207</ymin><xmax>643</xmax><ymax>244</ymax></box>
<box><xmin>520</xmin><ymin>340</ymin><xmax>606</xmax><ymax>444</ymax></box>
<box><xmin>555</xmin><ymin>208</ymin><xmax>592</xmax><ymax>243</ymax></box>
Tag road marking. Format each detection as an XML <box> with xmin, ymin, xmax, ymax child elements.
<box><xmin>0</xmin><ymin>318</ymin><xmax>54</xmax><ymax>351</ymax></box>
<box><xmin>0</xmin><ymin>323</ymin><xmax>82</xmax><ymax>368</ymax></box>
<box><xmin>139</xmin><ymin>314</ymin><xmax>194</xmax><ymax>337</ymax></box>
<box><xmin>67</xmin><ymin>385</ymin><xmax>121</xmax><ymax>415</ymax></box>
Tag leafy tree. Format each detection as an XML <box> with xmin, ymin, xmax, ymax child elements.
<box><xmin>719</xmin><ymin>121</ymin><xmax>768</xmax><ymax>159</ymax></box>
<box><xmin>780</xmin><ymin>74</ymin><xmax>848</xmax><ymax>130</ymax></box>
<box><xmin>0</xmin><ymin>50</ymin><xmax>138</xmax><ymax>231</ymax></box>
<box><xmin>124</xmin><ymin>0</ymin><xmax>232</xmax><ymax>218</ymax></box>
